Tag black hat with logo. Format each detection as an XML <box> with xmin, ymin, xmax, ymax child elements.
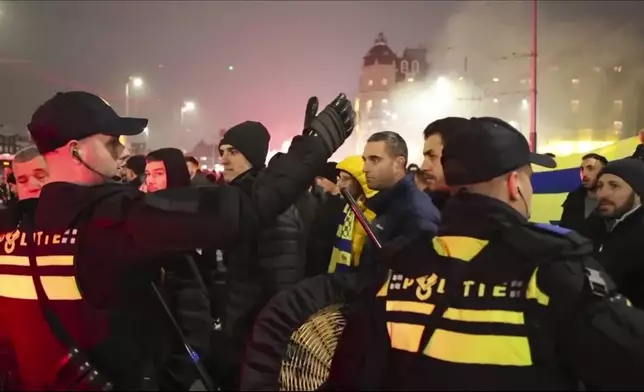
<box><xmin>27</xmin><ymin>91</ymin><xmax>148</xmax><ymax>154</ymax></box>
<box><xmin>441</xmin><ymin>117</ymin><xmax>556</xmax><ymax>186</ymax></box>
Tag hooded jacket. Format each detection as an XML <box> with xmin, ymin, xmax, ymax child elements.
<box><xmin>328</xmin><ymin>156</ymin><xmax>377</xmax><ymax>273</ymax></box>
<box><xmin>146</xmin><ymin>148</ymin><xmax>213</xmax><ymax>390</ymax></box>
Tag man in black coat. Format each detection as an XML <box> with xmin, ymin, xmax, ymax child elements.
<box><xmin>217</xmin><ymin>121</ymin><xmax>308</xmax><ymax>389</ymax></box>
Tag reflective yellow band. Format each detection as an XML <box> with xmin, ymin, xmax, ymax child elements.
<box><xmin>443</xmin><ymin>308</ymin><xmax>524</xmax><ymax>325</ymax></box>
<box><xmin>0</xmin><ymin>274</ymin><xmax>81</xmax><ymax>300</ymax></box>
<box><xmin>386</xmin><ymin>300</ymin><xmax>435</xmax><ymax>315</ymax></box>
<box><xmin>376</xmin><ymin>269</ymin><xmax>392</xmax><ymax>297</ymax></box>
<box><xmin>387</xmin><ymin>322</ymin><xmax>424</xmax><ymax>352</ymax></box>
<box><xmin>0</xmin><ymin>255</ymin><xmax>74</xmax><ymax>267</ymax></box>
<box><xmin>424</xmin><ymin>329</ymin><xmax>532</xmax><ymax>366</ymax></box>
<box><xmin>526</xmin><ymin>267</ymin><xmax>550</xmax><ymax>306</ymax></box>
<box><xmin>432</xmin><ymin>236</ymin><xmax>489</xmax><ymax>262</ymax></box>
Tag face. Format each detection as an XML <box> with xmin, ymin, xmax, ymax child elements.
<box><xmin>75</xmin><ymin>134</ymin><xmax>125</xmax><ymax>182</ymax></box>
<box><xmin>362</xmin><ymin>141</ymin><xmax>405</xmax><ymax>190</ymax></box>
<box><xmin>421</xmin><ymin>134</ymin><xmax>446</xmax><ymax>191</ymax></box>
<box><xmin>337</xmin><ymin>171</ymin><xmax>362</xmax><ymax>199</ymax></box>
<box><xmin>596</xmin><ymin>173</ymin><xmax>641</xmax><ymax>218</ymax></box>
<box><xmin>219</xmin><ymin>144</ymin><xmax>251</xmax><ymax>183</ymax></box>
<box><xmin>506</xmin><ymin>166</ymin><xmax>534</xmax><ymax>219</ymax></box>
<box><xmin>580</xmin><ymin>158</ymin><xmax>604</xmax><ymax>189</ymax></box>
<box><xmin>13</xmin><ymin>157</ymin><xmax>49</xmax><ymax>200</ymax></box>
<box><xmin>186</xmin><ymin>161</ymin><xmax>198</xmax><ymax>178</ymax></box>
<box><xmin>145</xmin><ymin>160</ymin><xmax>167</xmax><ymax>192</ymax></box>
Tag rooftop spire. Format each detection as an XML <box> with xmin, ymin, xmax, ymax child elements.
<box><xmin>374</xmin><ymin>32</ymin><xmax>387</xmax><ymax>46</ymax></box>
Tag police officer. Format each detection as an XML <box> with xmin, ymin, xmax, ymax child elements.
<box><xmin>330</xmin><ymin>117</ymin><xmax>644</xmax><ymax>390</ymax></box>
<box><xmin>0</xmin><ymin>91</ymin><xmax>354</xmax><ymax>390</ymax></box>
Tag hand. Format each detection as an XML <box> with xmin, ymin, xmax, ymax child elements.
<box><xmin>303</xmin><ymin>96</ymin><xmax>319</xmax><ymax>131</ymax></box>
<box><xmin>306</xmin><ymin>93</ymin><xmax>355</xmax><ymax>155</ymax></box>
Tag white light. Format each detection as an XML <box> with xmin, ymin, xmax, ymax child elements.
<box><xmin>493</xmin><ymin>98</ymin><xmax>499</xmax><ymax>103</ymax></box>
<box><xmin>521</xmin><ymin>99</ymin><xmax>529</xmax><ymax>109</ymax></box>
<box><xmin>382</xmin><ymin>98</ymin><xmax>388</xmax><ymax>104</ymax></box>
<box><xmin>130</xmin><ymin>77</ymin><xmax>143</xmax><ymax>88</ymax></box>
<box><xmin>183</xmin><ymin>101</ymin><xmax>196</xmax><ymax>112</ymax></box>
<box><xmin>201</xmin><ymin>165</ymin><xmax>208</xmax><ymax>171</ymax></box>
<box><xmin>214</xmin><ymin>164</ymin><xmax>224</xmax><ymax>173</ymax></box>
<box><xmin>407</xmin><ymin>78</ymin><xmax>414</xmax><ymax>82</ymax></box>
<box><xmin>458</xmin><ymin>76</ymin><xmax>464</xmax><ymax>80</ymax></box>
<box><xmin>200</xmin><ymin>156</ymin><xmax>207</xmax><ymax>161</ymax></box>
<box><xmin>492</xmin><ymin>77</ymin><xmax>499</xmax><ymax>82</ymax></box>
<box><xmin>391</xmin><ymin>113</ymin><xmax>399</xmax><ymax>120</ymax></box>
<box><xmin>143</xmin><ymin>127</ymin><xmax>149</xmax><ymax>135</ymax></box>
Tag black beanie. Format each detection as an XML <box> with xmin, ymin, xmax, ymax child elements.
<box><xmin>318</xmin><ymin>161</ymin><xmax>338</xmax><ymax>183</ymax></box>
<box><xmin>599</xmin><ymin>158</ymin><xmax>644</xmax><ymax>196</ymax></box>
<box><xmin>219</xmin><ymin>121</ymin><xmax>270</xmax><ymax>169</ymax></box>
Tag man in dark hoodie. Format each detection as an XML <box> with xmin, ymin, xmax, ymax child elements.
<box><xmin>123</xmin><ymin>155</ymin><xmax>146</xmax><ymax>189</ymax></box>
<box><xmin>218</xmin><ymin>121</ymin><xmax>307</xmax><ymax>389</ymax></box>
<box><xmin>144</xmin><ymin>148</ymin><xmax>214</xmax><ymax>390</ymax></box>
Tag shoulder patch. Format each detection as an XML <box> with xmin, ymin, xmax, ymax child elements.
<box><xmin>531</xmin><ymin>222</ymin><xmax>572</xmax><ymax>235</ymax></box>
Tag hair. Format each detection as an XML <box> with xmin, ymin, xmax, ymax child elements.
<box><xmin>581</xmin><ymin>153</ymin><xmax>608</xmax><ymax>166</ymax></box>
<box><xmin>367</xmin><ymin>131</ymin><xmax>408</xmax><ymax>163</ymax></box>
<box><xmin>146</xmin><ymin>150</ymin><xmax>164</xmax><ymax>163</ymax></box>
<box><xmin>407</xmin><ymin>163</ymin><xmax>419</xmax><ymax>173</ymax></box>
<box><xmin>13</xmin><ymin>146</ymin><xmax>42</xmax><ymax>164</ymax></box>
<box><xmin>185</xmin><ymin>156</ymin><xmax>199</xmax><ymax>166</ymax></box>
<box><xmin>125</xmin><ymin>155</ymin><xmax>146</xmax><ymax>175</ymax></box>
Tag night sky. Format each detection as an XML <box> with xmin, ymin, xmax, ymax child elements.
<box><xmin>0</xmin><ymin>1</ymin><xmax>642</xmax><ymax>151</ymax></box>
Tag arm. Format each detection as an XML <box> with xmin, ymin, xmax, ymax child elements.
<box><xmin>537</xmin><ymin>257</ymin><xmax>644</xmax><ymax>389</ymax></box>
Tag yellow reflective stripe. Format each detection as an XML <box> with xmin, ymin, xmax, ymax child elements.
<box><xmin>376</xmin><ymin>269</ymin><xmax>392</xmax><ymax>297</ymax></box>
<box><xmin>526</xmin><ymin>267</ymin><xmax>550</xmax><ymax>306</ymax></box>
<box><xmin>0</xmin><ymin>274</ymin><xmax>81</xmax><ymax>300</ymax></box>
<box><xmin>432</xmin><ymin>236</ymin><xmax>489</xmax><ymax>262</ymax></box>
<box><xmin>42</xmin><ymin>276</ymin><xmax>82</xmax><ymax>300</ymax></box>
<box><xmin>0</xmin><ymin>274</ymin><xmax>36</xmax><ymax>299</ymax></box>
<box><xmin>387</xmin><ymin>322</ymin><xmax>424</xmax><ymax>352</ymax></box>
<box><xmin>424</xmin><ymin>329</ymin><xmax>532</xmax><ymax>366</ymax></box>
<box><xmin>0</xmin><ymin>256</ymin><xmax>29</xmax><ymax>266</ymax></box>
<box><xmin>37</xmin><ymin>255</ymin><xmax>74</xmax><ymax>266</ymax></box>
<box><xmin>443</xmin><ymin>308</ymin><xmax>525</xmax><ymax>325</ymax></box>
<box><xmin>0</xmin><ymin>255</ymin><xmax>74</xmax><ymax>266</ymax></box>
<box><xmin>386</xmin><ymin>300</ymin><xmax>435</xmax><ymax>315</ymax></box>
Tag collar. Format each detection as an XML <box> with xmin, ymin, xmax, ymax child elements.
<box><xmin>439</xmin><ymin>191</ymin><xmax>528</xmax><ymax>238</ymax></box>
<box><xmin>366</xmin><ymin>173</ymin><xmax>413</xmax><ymax>214</ymax></box>
<box><xmin>608</xmin><ymin>205</ymin><xmax>643</xmax><ymax>232</ymax></box>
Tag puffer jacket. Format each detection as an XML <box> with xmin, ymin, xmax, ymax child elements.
<box><xmin>221</xmin><ymin>169</ymin><xmax>306</xmax><ymax>385</ymax></box>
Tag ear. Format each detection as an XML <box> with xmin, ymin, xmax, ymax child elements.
<box><xmin>395</xmin><ymin>156</ymin><xmax>406</xmax><ymax>170</ymax></box>
<box><xmin>507</xmin><ymin>171</ymin><xmax>521</xmax><ymax>201</ymax></box>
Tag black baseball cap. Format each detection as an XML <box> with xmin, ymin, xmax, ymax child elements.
<box><xmin>441</xmin><ymin>117</ymin><xmax>556</xmax><ymax>186</ymax></box>
<box><xmin>27</xmin><ymin>91</ymin><xmax>148</xmax><ymax>154</ymax></box>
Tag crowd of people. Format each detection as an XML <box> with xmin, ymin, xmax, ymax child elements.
<box><xmin>1</xmin><ymin>90</ymin><xmax>644</xmax><ymax>391</ymax></box>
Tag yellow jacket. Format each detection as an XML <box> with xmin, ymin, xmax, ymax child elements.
<box><xmin>328</xmin><ymin>156</ymin><xmax>377</xmax><ymax>272</ymax></box>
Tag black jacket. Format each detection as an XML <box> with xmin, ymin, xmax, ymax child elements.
<box><xmin>2</xmin><ymin>134</ymin><xmax>328</xmax><ymax>389</ymax></box>
<box><xmin>305</xmin><ymin>189</ymin><xmax>345</xmax><ymax>277</ymax></box>
<box><xmin>221</xmin><ymin>169</ymin><xmax>308</xmax><ymax>379</ymax></box>
<box><xmin>595</xmin><ymin>207</ymin><xmax>644</xmax><ymax>308</ymax></box>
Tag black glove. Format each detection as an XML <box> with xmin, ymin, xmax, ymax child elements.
<box><xmin>305</xmin><ymin>93</ymin><xmax>355</xmax><ymax>155</ymax></box>
<box><xmin>303</xmin><ymin>96</ymin><xmax>319</xmax><ymax>131</ymax></box>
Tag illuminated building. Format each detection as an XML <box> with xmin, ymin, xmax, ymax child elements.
<box><xmin>354</xmin><ymin>33</ymin><xmax>429</xmax><ymax>153</ymax></box>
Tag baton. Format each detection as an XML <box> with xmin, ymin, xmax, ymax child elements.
<box><xmin>340</xmin><ymin>188</ymin><xmax>382</xmax><ymax>250</ymax></box>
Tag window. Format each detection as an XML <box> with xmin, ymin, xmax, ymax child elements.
<box><xmin>368</xmin><ymin>79</ymin><xmax>373</xmax><ymax>86</ymax></box>
<box><xmin>400</xmin><ymin>60</ymin><xmax>409</xmax><ymax>74</ymax></box>
<box><xmin>614</xmin><ymin>65</ymin><xmax>623</xmax><ymax>73</ymax></box>
<box><xmin>366</xmin><ymin>100</ymin><xmax>373</xmax><ymax>113</ymax></box>
<box><xmin>571</xmin><ymin>99</ymin><xmax>580</xmax><ymax>113</ymax></box>
<box><xmin>614</xmin><ymin>100</ymin><xmax>623</xmax><ymax>112</ymax></box>
<box><xmin>382</xmin><ymin>78</ymin><xmax>388</xmax><ymax>86</ymax></box>
<box><xmin>411</xmin><ymin>60</ymin><xmax>420</xmax><ymax>74</ymax></box>
<box><xmin>613</xmin><ymin>120</ymin><xmax>623</xmax><ymax>130</ymax></box>
<box><xmin>572</xmin><ymin>78</ymin><xmax>580</xmax><ymax>85</ymax></box>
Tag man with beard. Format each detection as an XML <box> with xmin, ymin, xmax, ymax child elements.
<box><xmin>594</xmin><ymin>158</ymin><xmax>644</xmax><ymax>308</ymax></box>
<box><xmin>560</xmin><ymin>153</ymin><xmax>607</xmax><ymax>241</ymax></box>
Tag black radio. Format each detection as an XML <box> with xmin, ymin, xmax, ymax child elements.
<box><xmin>53</xmin><ymin>348</ymin><xmax>113</xmax><ymax>391</ymax></box>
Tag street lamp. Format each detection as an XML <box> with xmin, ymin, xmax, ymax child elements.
<box><xmin>125</xmin><ymin>76</ymin><xmax>144</xmax><ymax>116</ymax></box>
<box><xmin>180</xmin><ymin>101</ymin><xmax>196</xmax><ymax>126</ymax></box>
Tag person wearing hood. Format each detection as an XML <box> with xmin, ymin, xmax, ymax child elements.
<box><xmin>594</xmin><ymin>158</ymin><xmax>644</xmax><ymax>307</ymax></box>
<box><xmin>123</xmin><ymin>155</ymin><xmax>146</xmax><ymax>189</ymax></box>
<box><xmin>360</xmin><ymin>131</ymin><xmax>440</xmax><ymax>272</ymax></box>
<box><xmin>328</xmin><ymin>155</ymin><xmax>377</xmax><ymax>273</ymax></box>
<box><xmin>185</xmin><ymin>156</ymin><xmax>214</xmax><ymax>187</ymax></box>
<box><xmin>217</xmin><ymin>121</ymin><xmax>308</xmax><ymax>389</ymax></box>
<box><xmin>144</xmin><ymin>148</ymin><xmax>214</xmax><ymax>390</ymax></box>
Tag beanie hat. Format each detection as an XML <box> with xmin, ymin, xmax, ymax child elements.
<box><xmin>599</xmin><ymin>158</ymin><xmax>644</xmax><ymax>196</ymax></box>
<box><xmin>219</xmin><ymin>121</ymin><xmax>270</xmax><ymax>169</ymax></box>
<box><xmin>318</xmin><ymin>161</ymin><xmax>338</xmax><ymax>183</ymax></box>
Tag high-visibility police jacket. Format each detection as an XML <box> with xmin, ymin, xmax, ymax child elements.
<box><xmin>329</xmin><ymin>192</ymin><xmax>644</xmax><ymax>390</ymax></box>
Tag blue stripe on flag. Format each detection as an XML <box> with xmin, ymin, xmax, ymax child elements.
<box><xmin>532</xmin><ymin>167</ymin><xmax>581</xmax><ymax>194</ymax></box>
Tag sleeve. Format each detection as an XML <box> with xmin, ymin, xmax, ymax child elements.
<box><xmin>536</xmin><ymin>257</ymin><xmax>644</xmax><ymax>389</ymax></box>
<box><xmin>257</xmin><ymin>206</ymin><xmax>305</xmax><ymax>296</ymax></box>
<box><xmin>121</xmin><ymin>135</ymin><xmax>329</xmax><ymax>261</ymax></box>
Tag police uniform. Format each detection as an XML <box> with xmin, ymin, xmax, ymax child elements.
<box><xmin>0</xmin><ymin>91</ymin><xmax>352</xmax><ymax>389</ymax></box>
<box><xmin>329</xmin><ymin>117</ymin><xmax>644</xmax><ymax>390</ymax></box>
